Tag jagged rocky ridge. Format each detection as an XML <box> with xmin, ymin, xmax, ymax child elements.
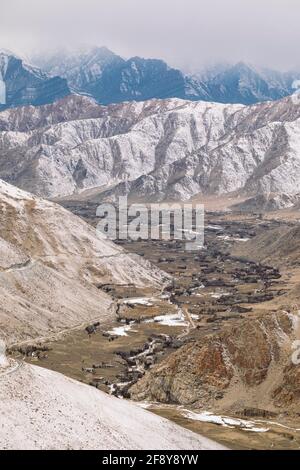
<box><xmin>192</xmin><ymin>62</ymin><xmax>300</xmax><ymax>105</ymax></box>
<box><xmin>1</xmin><ymin>94</ymin><xmax>300</xmax><ymax>201</ymax></box>
<box><xmin>33</xmin><ymin>47</ymin><xmax>187</xmax><ymax>104</ymax></box>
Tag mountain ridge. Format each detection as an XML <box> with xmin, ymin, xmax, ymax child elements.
<box><xmin>32</xmin><ymin>47</ymin><xmax>300</xmax><ymax>105</ymax></box>
<box><xmin>1</xmin><ymin>94</ymin><xmax>300</xmax><ymax>202</ymax></box>
<box><xmin>1</xmin><ymin>47</ymin><xmax>298</xmax><ymax>109</ymax></box>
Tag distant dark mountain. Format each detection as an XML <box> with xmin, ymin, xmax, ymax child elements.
<box><xmin>0</xmin><ymin>50</ymin><xmax>71</xmax><ymax>110</ymax></box>
<box><xmin>192</xmin><ymin>62</ymin><xmax>299</xmax><ymax>105</ymax></box>
<box><xmin>32</xmin><ymin>48</ymin><xmax>300</xmax><ymax>106</ymax></box>
<box><xmin>87</xmin><ymin>56</ymin><xmax>187</xmax><ymax>103</ymax></box>
<box><xmin>2</xmin><ymin>47</ymin><xmax>300</xmax><ymax>108</ymax></box>
<box><xmin>33</xmin><ymin>47</ymin><xmax>187</xmax><ymax>104</ymax></box>
<box><xmin>32</xmin><ymin>46</ymin><xmax>122</xmax><ymax>94</ymax></box>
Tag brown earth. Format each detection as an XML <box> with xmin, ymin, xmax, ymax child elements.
<box><xmin>130</xmin><ymin>310</ymin><xmax>299</xmax><ymax>414</ymax></box>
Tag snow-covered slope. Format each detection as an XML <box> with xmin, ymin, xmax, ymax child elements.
<box><xmin>0</xmin><ymin>179</ymin><xmax>166</xmax><ymax>344</ymax></box>
<box><xmin>1</xmin><ymin>94</ymin><xmax>300</xmax><ymax>201</ymax></box>
<box><xmin>0</xmin><ymin>362</ymin><xmax>225</xmax><ymax>450</ymax></box>
<box><xmin>0</xmin><ymin>95</ymin><xmax>239</xmax><ymax>197</ymax></box>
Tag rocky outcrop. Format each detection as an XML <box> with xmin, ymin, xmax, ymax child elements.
<box><xmin>130</xmin><ymin>311</ymin><xmax>299</xmax><ymax>413</ymax></box>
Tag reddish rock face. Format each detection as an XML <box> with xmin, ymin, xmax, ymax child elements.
<box><xmin>129</xmin><ymin>342</ymin><xmax>233</xmax><ymax>405</ymax></box>
<box><xmin>273</xmin><ymin>365</ymin><xmax>300</xmax><ymax>406</ymax></box>
<box><xmin>221</xmin><ymin>315</ymin><xmax>285</xmax><ymax>387</ymax></box>
<box><xmin>130</xmin><ymin>311</ymin><xmax>297</xmax><ymax>411</ymax></box>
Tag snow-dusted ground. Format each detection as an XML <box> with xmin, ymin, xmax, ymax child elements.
<box><xmin>107</xmin><ymin>323</ymin><xmax>137</xmax><ymax>336</ymax></box>
<box><xmin>0</xmin><ymin>339</ymin><xmax>8</xmax><ymax>367</ymax></box>
<box><xmin>122</xmin><ymin>297</ymin><xmax>154</xmax><ymax>307</ymax></box>
<box><xmin>183</xmin><ymin>410</ymin><xmax>269</xmax><ymax>433</ymax></box>
<box><xmin>0</xmin><ymin>362</ymin><xmax>226</xmax><ymax>450</ymax></box>
<box><xmin>152</xmin><ymin>312</ymin><xmax>189</xmax><ymax>327</ymax></box>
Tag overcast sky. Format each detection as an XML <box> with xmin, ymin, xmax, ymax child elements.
<box><xmin>1</xmin><ymin>0</ymin><xmax>299</xmax><ymax>71</ymax></box>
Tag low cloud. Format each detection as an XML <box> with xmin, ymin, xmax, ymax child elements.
<box><xmin>1</xmin><ymin>0</ymin><xmax>299</xmax><ymax>71</ymax></box>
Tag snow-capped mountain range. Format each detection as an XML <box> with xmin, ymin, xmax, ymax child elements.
<box><xmin>33</xmin><ymin>47</ymin><xmax>300</xmax><ymax>105</ymax></box>
<box><xmin>33</xmin><ymin>46</ymin><xmax>188</xmax><ymax>104</ymax></box>
<box><xmin>1</xmin><ymin>47</ymin><xmax>300</xmax><ymax>109</ymax></box>
<box><xmin>0</xmin><ymin>93</ymin><xmax>300</xmax><ymax>202</ymax></box>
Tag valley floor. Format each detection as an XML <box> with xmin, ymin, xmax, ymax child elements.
<box><xmin>9</xmin><ymin>207</ymin><xmax>300</xmax><ymax>450</ymax></box>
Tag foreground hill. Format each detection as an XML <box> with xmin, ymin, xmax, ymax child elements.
<box><xmin>0</xmin><ymin>179</ymin><xmax>165</xmax><ymax>344</ymax></box>
<box><xmin>0</xmin><ymin>362</ymin><xmax>225</xmax><ymax>450</ymax></box>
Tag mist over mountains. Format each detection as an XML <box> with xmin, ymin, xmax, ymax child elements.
<box><xmin>1</xmin><ymin>46</ymin><xmax>300</xmax><ymax>111</ymax></box>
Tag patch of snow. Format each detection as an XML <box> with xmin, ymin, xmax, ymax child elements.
<box><xmin>0</xmin><ymin>78</ymin><xmax>6</xmax><ymax>105</ymax></box>
<box><xmin>217</xmin><ymin>235</ymin><xmax>250</xmax><ymax>242</ymax></box>
<box><xmin>153</xmin><ymin>312</ymin><xmax>188</xmax><ymax>327</ymax></box>
<box><xmin>123</xmin><ymin>297</ymin><xmax>154</xmax><ymax>307</ymax></box>
<box><xmin>255</xmin><ymin>419</ymin><xmax>300</xmax><ymax>432</ymax></box>
<box><xmin>191</xmin><ymin>314</ymin><xmax>200</xmax><ymax>320</ymax></box>
<box><xmin>107</xmin><ymin>323</ymin><xmax>137</xmax><ymax>336</ymax></box>
<box><xmin>183</xmin><ymin>410</ymin><xmax>269</xmax><ymax>433</ymax></box>
<box><xmin>207</xmin><ymin>225</ymin><xmax>224</xmax><ymax>231</ymax></box>
<box><xmin>210</xmin><ymin>291</ymin><xmax>230</xmax><ymax>299</ymax></box>
<box><xmin>0</xmin><ymin>339</ymin><xmax>8</xmax><ymax>368</ymax></box>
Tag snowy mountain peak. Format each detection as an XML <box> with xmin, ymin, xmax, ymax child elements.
<box><xmin>1</xmin><ymin>94</ymin><xmax>300</xmax><ymax>202</ymax></box>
